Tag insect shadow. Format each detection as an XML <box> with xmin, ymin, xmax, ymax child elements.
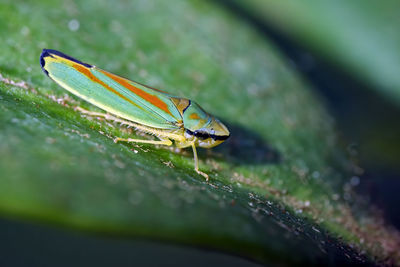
<box><xmin>207</xmin><ymin>122</ymin><xmax>281</xmax><ymax>166</ymax></box>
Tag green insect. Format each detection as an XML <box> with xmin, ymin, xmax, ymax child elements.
<box><xmin>40</xmin><ymin>49</ymin><xmax>230</xmax><ymax>180</ymax></box>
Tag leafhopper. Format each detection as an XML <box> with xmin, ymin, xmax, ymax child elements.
<box><xmin>40</xmin><ymin>49</ymin><xmax>230</xmax><ymax>180</ymax></box>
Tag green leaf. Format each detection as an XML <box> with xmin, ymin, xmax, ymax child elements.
<box><xmin>226</xmin><ymin>0</ymin><xmax>400</xmax><ymax>106</ymax></box>
<box><xmin>0</xmin><ymin>0</ymin><xmax>397</xmax><ymax>265</ymax></box>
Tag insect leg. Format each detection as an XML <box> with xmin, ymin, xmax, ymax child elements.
<box><xmin>75</xmin><ymin>106</ymin><xmax>106</xmax><ymax>117</ymax></box>
<box><xmin>75</xmin><ymin>106</ymin><xmax>128</xmax><ymax>125</ymax></box>
<box><xmin>77</xmin><ymin>106</ymin><xmax>159</xmax><ymax>132</ymax></box>
<box><xmin>191</xmin><ymin>143</ymin><xmax>209</xmax><ymax>181</ymax></box>
<box><xmin>114</xmin><ymin>137</ymin><xmax>172</xmax><ymax>146</ymax></box>
<box><xmin>76</xmin><ymin>107</ymin><xmax>174</xmax><ymax>146</ymax></box>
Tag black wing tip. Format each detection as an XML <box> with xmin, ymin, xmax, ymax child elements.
<box><xmin>40</xmin><ymin>49</ymin><xmax>52</xmax><ymax>76</ymax></box>
<box><xmin>40</xmin><ymin>48</ymin><xmax>93</xmax><ymax>72</ymax></box>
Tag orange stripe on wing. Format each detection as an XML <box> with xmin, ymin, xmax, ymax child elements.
<box><xmin>72</xmin><ymin>64</ymin><xmax>144</xmax><ymax>111</ymax></box>
<box><xmin>99</xmin><ymin>69</ymin><xmax>175</xmax><ymax>118</ymax></box>
<box><xmin>189</xmin><ymin>113</ymin><xmax>200</xmax><ymax>120</ymax></box>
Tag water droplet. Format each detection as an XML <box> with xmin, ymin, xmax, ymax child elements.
<box><xmin>312</xmin><ymin>171</ymin><xmax>320</xmax><ymax>179</ymax></box>
<box><xmin>68</xmin><ymin>19</ymin><xmax>80</xmax><ymax>31</ymax></box>
<box><xmin>109</xmin><ymin>20</ymin><xmax>122</xmax><ymax>33</ymax></box>
<box><xmin>246</xmin><ymin>83</ymin><xmax>260</xmax><ymax>96</ymax></box>
<box><xmin>114</xmin><ymin>159</ymin><xmax>125</xmax><ymax>169</ymax></box>
<box><xmin>139</xmin><ymin>69</ymin><xmax>148</xmax><ymax>78</ymax></box>
<box><xmin>45</xmin><ymin>137</ymin><xmax>56</xmax><ymax>144</ymax></box>
<box><xmin>350</xmin><ymin>176</ymin><xmax>360</xmax><ymax>186</ymax></box>
<box><xmin>222</xmin><ymin>185</ymin><xmax>233</xmax><ymax>193</ymax></box>
<box><xmin>312</xmin><ymin>226</ymin><xmax>320</xmax><ymax>233</ymax></box>
<box><xmin>21</xmin><ymin>26</ymin><xmax>30</xmax><ymax>36</ymax></box>
<box><xmin>128</xmin><ymin>62</ymin><xmax>136</xmax><ymax>72</ymax></box>
<box><xmin>129</xmin><ymin>191</ymin><xmax>143</xmax><ymax>205</ymax></box>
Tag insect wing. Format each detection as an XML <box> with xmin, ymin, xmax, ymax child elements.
<box><xmin>40</xmin><ymin>49</ymin><xmax>181</xmax><ymax>129</ymax></box>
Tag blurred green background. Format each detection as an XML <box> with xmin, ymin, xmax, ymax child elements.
<box><xmin>0</xmin><ymin>0</ymin><xmax>399</xmax><ymax>266</ymax></box>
